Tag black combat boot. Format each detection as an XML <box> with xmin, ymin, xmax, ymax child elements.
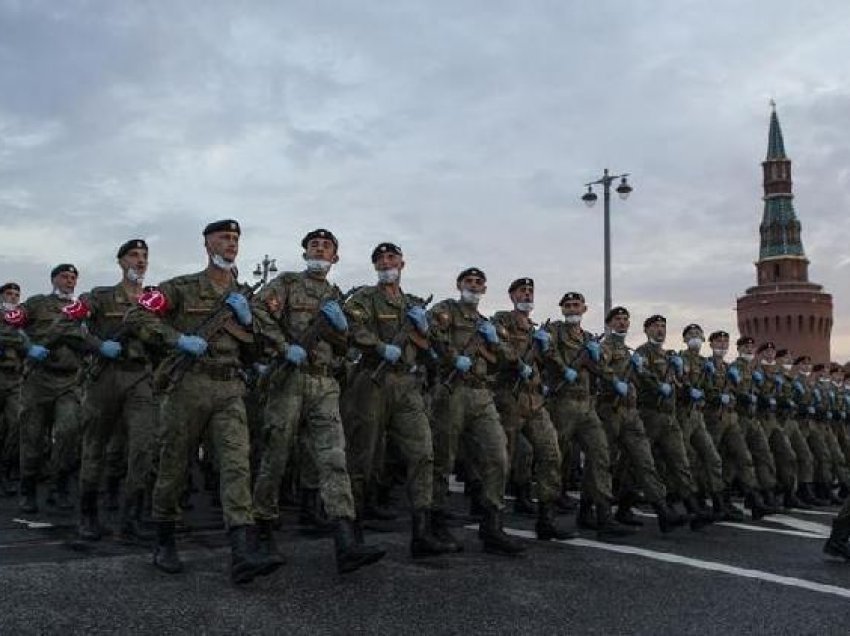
<box><xmin>823</xmin><ymin>516</ymin><xmax>850</xmax><ymax>560</ymax></box>
<box><xmin>513</xmin><ymin>483</ymin><xmax>537</xmax><ymax>517</ymax></box>
<box><xmin>430</xmin><ymin>509</ymin><xmax>463</xmax><ymax>553</ymax></box>
<box><xmin>783</xmin><ymin>486</ymin><xmax>809</xmax><ymax>510</ymax></box>
<box><xmin>576</xmin><ymin>496</ymin><xmax>597</xmax><ymax>530</ymax></box>
<box><xmin>18</xmin><ymin>477</ymin><xmax>38</xmax><ymax>513</ymax></box>
<box><xmin>467</xmin><ymin>481</ymin><xmax>485</xmax><ymax>519</ymax></box>
<box><xmin>51</xmin><ymin>473</ymin><xmax>74</xmax><ymax>511</ymax></box>
<box><xmin>614</xmin><ymin>493</ymin><xmax>644</xmax><ymax>527</ymax></box>
<box><xmin>799</xmin><ymin>482</ymin><xmax>829</xmax><ymax>507</ymax></box>
<box><xmin>0</xmin><ymin>462</ymin><xmax>17</xmax><ymax>497</ymax></box>
<box><xmin>683</xmin><ymin>495</ymin><xmax>714</xmax><ymax>531</ymax></box>
<box><xmin>411</xmin><ymin>509</ymin><xmax>454</xmax><ymax>558</ymax></box>
<box><xmin>298</xmin><ymin>488</ymin><xmax>334</xmax><ymax>534</ymax></box>
<box><xmin>153</xmin><ymin>521</ymin><xmax>183</xmax><ymax>574</ymax></box>
<box><xmin>652</xmin><ymin>500</ymin><xmax>688</xmax><ymax>533</ymax></box>
<box><xmin>535</xmin><ymin>502</ymin><xmax>577</xmax><ymax>541</ymax></box>
<box><xmin>333</xmin><ymin>518</ymin><xmax>386</xmax><ymax>574</ymax></box>
<box><xmin>762</xmin><ymin>489</ymin><xmax>782</xmax><ymax>513</ymax></box>
<box><xmin>104</xmin><ymin>476</ymin><xmax>121</xmax><ymax>511</ymax></box>
<box><xmin>478</xmin><ymin>506</ymin><xmax>526</xmax><ymax>556</ymax></box>
<box><xmin>364</xmin><ymin>490</ymin><xmax>398</xmax><ymax>521</ymax></box>
<box><xmin>228</xmin><ymin>525</ymin><xmax>283</xmax><ymax>584</ymax></box>
<box><xmin>78</xmin><ymin>490</ymin><xmax>103</xmax><ymax>541</ymax></box>
<box><xmin>744</xmin><ymin>489</ymin><xmax>771</xmax><ymax>520</ymax></box>
<box><xmin>596</xmin><ymin>503</ymin><xmax>638</xmax><ymax>539</ymax></box>
<box><xmin>120</xmin><ymin>492</ymin><xmax>154</xmax><ymax>541</ymax></box>
<box><xmin>554</xmin><ymin>488</ymin><xmax>578</xmax><ymax>514</ymax></box>
<box><xmin>711</xmin><ymin>493</ymin><xmax>743</xmax><ymax>522</ymax></box>
<box><xmin>255</xmin><ymin>520</ymin><xmax>286</xmax><ymax>569</ymax></box>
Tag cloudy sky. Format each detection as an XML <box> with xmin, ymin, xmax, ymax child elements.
<box><xmin>2</xmin><ymin>1</ymin><xmax>849</xmax><ymax>356</ymax></box>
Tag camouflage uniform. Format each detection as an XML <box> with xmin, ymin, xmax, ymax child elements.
<box><xmin>0</xmin><ymin>318</ymin><xmax>26</xmax><ymax>491</ymax></box>
<box><xmin>777</xmin><ymin>370</ymin><xmax>815</xmax><ymax>490</ymax></box>
<box><xmin>729</xmin><ymin>356</ymin><xmax>777</xmax><ymax>493</ymax></box>
<box><xmin>754</xmin><ymin>361</ymin><xmax>798</xmax><ymax>496</ymax></box>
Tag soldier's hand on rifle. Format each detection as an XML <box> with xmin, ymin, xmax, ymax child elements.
<box><xmin>320</xmin><ymin>300</ymin><xmax>348</xmax><ymax>332</ymax></box>
<box><xmin>225</xmin><ymin>292</ymin><xmax>253</xmax><ymax>326</ymax></box>
<box><xmin>689</xmin><ymin>387</ymin><xmax>704</xmax><ymax>402</ymax></box>
<box><xmin>454</xmin><ymin>355</ymin><xmax>472</xmax><ymax>373</ymax></box>
<box><xmin>774</xmin><ymin>373</ymin><xmax>784</xmax><ymax>386</ymax></box>
<box><xmin>26</xmin><ymin>344</ymin><xmax>49</xmax><ymax>361</ymax></box>
<box><xmin>99</xmin><ymin>340</ymin><xmax>122</xmax><ymax>359</ymax></box>
<box><xmin>613</xmin><ymin>378</ymin><xmax>628</xmax><ymax>397</ymax></box>
<box><xmin>727</xmin><ymin>366</ymin><xmax>741</xmax><ymax>385</ymax></box>
<box><xmin>669</xmin><ymin>354</ymin><xmax>684</xmax><ymax>376</ymax></box>
<box><xmin>177</xmin><ymin>334</ymin><xmax>208</xmax><ymax>357</ymax></box>
<box><xmin>704</xmin><ymin>360</ymin><xmax>716</xmax><ymax>375</ymax></box>
<box><xmin>720</xmin><ymin>393</ymin><xmax>731</xmax><ymax>406</ymax></box>
<box><xmin>751</xmin><ymin>370</ymin><xmax>765</xmax><ymax>385</ymax></box>
<box><xmin>563</xmin><ymin>367</ymin><xmax>578</xmax><ymax>384</ymax></box>
<box><xmin>406</xmin><ymin>306</ymin><xmax>429</xmax><ymax>335</ymax></box>
<box><xmin>630</xmin><ymin>352</ymin><xmax>644</xmax><ymax>372</ymax></box>
<box><xmin>532</xmin><ymin>329</ymin><xmax>551</xmax><ymax>352</ymax></box>
<box><xmin>284</xmin><ymin>344</ymin><xmax>307</xmax><ymax>366</ymax></box>
<box><xmin>585</xmin><ymin>340</ymin><xmax>601</xmax><ymax>362</ymax></box>
<box><xmin>377</xmin><ymin>343</ymin><xmax>402</xmax><ymax>364</ymax></box>
<box><xmin>518</xmin><ymin>362</ymin><xmax>533</xmax><ymax>380</ymax></box>
<box><xmin>476</xmin><ymin>320</ymin><xmax>498</xmax><ymax>345</ymax></box>
<box><xmin>658</xmin><ymin>382</ymin><xmax>673</xmax><ymax>398</ymax></box>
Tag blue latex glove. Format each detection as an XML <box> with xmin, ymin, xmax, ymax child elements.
<box><xmin>225</xmin><ymin>292</ymin><xmax>252</xmax><ymax>326</ymax></box>
<box><xmin>532</xmin><ymin>329</ymin><xmax>551</xmax><ymax>352</ymax></box>
<box><xmin>518</xmin><ymin>362</ymin><xmax>533</xmax><ymax>380</ymax></box>
<box><xmin>406</xmin><ymin>306</ymin><xmax>429</xmax><ymax>334</ymax></box>
<box><xmin>689</xmin><ymin>387</ymin><xmax>704</xmax><ymax>402</ymax></box>
<box><xmin>774</xmin><ymin>373</ymin><xmax>784</xmax><ymax>387</ymax></box>
<box><xmin>727</xmin><ymin>366</ymin><xmax>742</xmax><ymax>385</ymax></box>
<box><xmin>768</xmin><ymin>397</ymin><xmax>777</xmax><ymax>408</ymax></box>
<box><xmin>320</xmin><ymin>300</ymin><xmax>348</xmax><ymax>332</ymax></box>
<box><xmin>751</xmin><ymin>370</ymin><xmax>765</xmax><ymax>385</ymax></box>
<box><xmin>99</xmin><ymin>340</ymin><xmax>122</xmax><ymax>359</ymax></box>
<box><xmin>704</xmin><ymin>360</ymin><xmax>716</xmax><ymax>375</ymax></box>
<box><xmin>813</xmin><ymin>389</ymin><xmax>822</xmax><ymax>403</ymax></box>
<box><xmin>253</xmin><ymin>363</ymin><xmax>270</xmax><ymax>377</ymax></box>
<box><xmin>669</xmin><ymin>355</ymin><xmax>684</xmax><ymax>375</ymax></box>
<box><xmin>454</xmin><ymin>355</ymin><xmax>472</xmax><ymax>373</ymax></box>
<box><xmin>613</xmin><ymin>379</ymin><xmax>628</xmax><ymax>397</ymax></box>
<box><xmin>285</xmin><ymin>344</ymin><xmax>307</xmax><ymax>366</ymax></box>
<box><xmin>720</xmin><ymin>393</ymin><xmax>731</xmax><ymax>406</ymax></box>
<box><xmin>378</xmin><ymin>343</ymin><xmax>402</xmax><ymax>363</ymax></box>
<box><xmin>793</xmin><ymin>380</ymin><xmax>804</xmax><ymax>395</ymax></box>
<box><xmin>658</xmin><ymin>382</ymin><xmax>673</xmax><ymax>398</ymax></box>
<box><xmin>177</xmin><ymin>334</ymin><xmax>207</xmax><ymax>357</ymax></box>
<box><xmin>807</xmin><ymin>406</ymin><xmax>815</xmax><ymax>415</ymax></box>
<box><xmin>477</xmin><ymin>320</ymin><xmax>499</xmax><ymax>345</ymax></box>
<box><xmin>563</xmin><ymin>367</ymin><xmax>578</xmax><ymax>384</ymax></box>
<box><xmin>27</xmin><ymin>344</ymin><xmax>49</xmax><ymax>361</ymax></box>
<box><xmin>585</xmin><ymin>341</ymin><xmax>601</xmax><ymax>362</ymax></box>
<box><xmin>630</xmin><ymin>353</ymin><xmax>644</xmax><ymax>372</ymax></box>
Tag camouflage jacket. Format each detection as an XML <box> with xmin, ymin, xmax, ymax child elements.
<box><xmin>20</xmin><ymin>294</ymin><xmax>89</xmax><ymax>373</ymax></box>
<box><xmin>81</xmin><ymin>283</ymin><xmax>150</xmax><ymax>364</ymax></box>
<box><xmin>634</xmin><ymin>342</ymin><xmax>677</xmax><ymax>414</ymax></box>
<box><xmin>542</xmin><ymin>321</ymin><xmax>596</xmax><ymax>400</ymax></box>
<box><xmin>428</xmin><ymin>298</ymin><xmax>502</xmax><ymax>384</ymax></box>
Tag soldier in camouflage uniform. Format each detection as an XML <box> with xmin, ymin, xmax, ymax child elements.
<box><xmin>828</xmin><ymin>364</ymin><xmax>850</xmax><ymax>482</ymax></box>
<box><xmin>542</xmin><ymin>292</ymin><xmax>634</xmax><ymax>539</ymax></box>
<box><xmin>634</xmin><ymin>315</ymin><xmax>713</xmax><ymax>530</ymax></box>
<box><xmin>77</xmin><ymin>239</ymin><xmax>156</xmax><ymax>541</ymax></box>
<box><xmin>593</xmin><ymin>307</ymin><xmax>686</xmax><ymax>533</ymax></box>
<box><xmin>0</xmin><ymin>282</ymin><xmax>26</xmax><ymax>496</ymax></box>
<box><xmin>817</xmin><ymin>364</ymin><xmax>850</xmax><ymax>503</ymax></box>
<box><xmin>251</xmin><ymin>229</ymin><xmax>385</xmax><ymax>574</ymax></box>
<box><xmin>490</xmin><ymin>278</ymin><xmax>572</xmax><ymax>541</ymax></box>
<box><xmin>126</xmin><ymin>220</ymin><xmax>280</xmax><ymax>583</ymax></box>
<box><xmin>17</xmin><ymin>264</ymin><xmax>89</xmax><ymax>512</ymax></box>
<box><xmin>342</xmin><ymin>241</ymin><xmax>451</xmax><ymax>557</ymax></box>
<box><xmin>428</xmin><ymin>267</ymin><xmax>525</xmax><ymax>555</ymax></box>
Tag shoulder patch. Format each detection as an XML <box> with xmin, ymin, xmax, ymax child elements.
<box><xmin>138</xmin><ymin>289</ymin><xmax>170</xmax><ymax>315</ymax></box>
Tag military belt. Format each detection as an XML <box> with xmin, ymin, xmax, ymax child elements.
<box><xmin>195</xmin><ymin>362</ymin><xmax>241</xmax><ymax>382</ymax></box>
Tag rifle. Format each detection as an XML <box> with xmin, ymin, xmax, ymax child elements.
<box><xmin>86</xmin><ymin>321</ymin><xmax>133</xmax><ymax>382</ymax></box>
<box><xmin>156</xmin><ymin>280</ymin><xmax>263</xmax><ymax>393</ymax></box>
<box><xmin>550</xmin><ymin>329</ymin><xmax>603</xmax><ymax>397</ymax></box>
<box><xmin>511</xmin><ymin>319</ymin><xmax>550</xmax><ymax>397</ymax></box>
<box><xmin>441</xmin><ymin>319</ymin><xmax>493</xmax><ymax>393</ymax></box>
<box><xmin>369</xmin><ymin>294</ymin><xmax>433</xmax><ymax>385</ymax></box>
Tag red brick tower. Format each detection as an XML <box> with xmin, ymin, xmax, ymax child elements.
<box><xmin>736</xmin><ymin>103</ymin><xmax>833</xmax><ymax>363</ymax></box>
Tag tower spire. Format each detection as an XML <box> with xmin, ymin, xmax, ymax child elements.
<box><xmin>766</xmin><ymin>100</ymin><xmax>787</xmax><ymax>160</ymax></box>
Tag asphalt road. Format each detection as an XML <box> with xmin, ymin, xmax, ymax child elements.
<box><xmin>2</xmin><ymin>482</ymin><xmax>850</xmax><ymax>635</ymax></box>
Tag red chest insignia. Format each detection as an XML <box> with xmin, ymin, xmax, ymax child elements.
<box><xmin>3</xmin><ymin>307</ymin><xmax>27</xmax><ymax>328</ymax></box>
<box><xmin>138</xmin><ymin>289</ymin><xmax>169</xmax><ymax>315</ymax></box>
<box><xmin>61</xmin><ymin>299</ymin><xmax>90</xmax><ymax>321</ymax></box>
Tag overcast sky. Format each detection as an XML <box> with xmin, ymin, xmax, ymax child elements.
<box><xmin>1</xmin><ymin>1</ymin><xmax>849</xmax><ymax>356</ymax></box>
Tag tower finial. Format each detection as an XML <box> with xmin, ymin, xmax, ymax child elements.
<box><xmin>769</xmin><ymin>98</ymin><xmax>776</xmax><ymax>112</ymax></box>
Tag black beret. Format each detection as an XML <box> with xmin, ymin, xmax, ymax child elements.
<box><xmin>302</xmin><ymin>228</ymin><xmax>338</xmax><ymax>249</ymax></box>
<box><xmin>605</xmin><ymin>306</ymin><xmax>629</xmax><ymax>323</ymax></box>
<box><xmin>50</xmin><ymin>263</ymin><xmax>78</xmax><ymax>279</ymax></box>
<box><xmin>708</xmin><ymin>330</ymin><xmax>729</xmax><ymax>342</ymax></box>
<box><xmin>736</xmin><ymin>336</ymin><xmax>755</xmax><ymax>346</ymax></box>
<box><xmin>203</xmin><ymin>219</ymin><xmax>241</xmax><ymax>236</ymax></box>
<box><xmin>776</xmin><ymin>348</ymin><xmax>789</xmax><ymax>358</ymax></box>
<box><xmin>0</xmin><ymin>282</ymin><xmax>20</xmax><ymax>293</ymax></box>
<box><xmin>793</xmin><ymin>355</ymin><xmax>811</xmax><ymax>365</ymax></box>
<box><xmin>643</xmin><ymin>314</ymin><xmax>666</xmax><ymax>329</ymax></box>
<box><xmin>117</xmin><ymin>239</ymin><xmax>148</xmax><ymax>259</ymax></box>
<box><xmin>682</xmin><ymin>323</ymin><xmax>703</xmax><ymax>337</ymax></box>
<box><xmin>508</xmin><ymin>277</ymin><xmax>534</xmax><ymax>293</ymax></box>
<box><xmin>812</xmin><ymin>363</ymin><xmax>826</xmax><ymax>372</ymax></box>
<box><xmin>457</xmin><ymin>267</ymin><xmax>486</xmax><ymax>283</ymax></box>
<box><xmin>559</xmin><ymin>292</ymin><xmax>585</xmax><ymax>305</ymax></box>
<box><xmin>371</xmin><ymin>242</ymin><xmax>402</xmax><ymax>263</ymax></box>
<box><xmin>756</xmin><ymin>341</ymin><xmax>776</xmax><ymax>353</ymax></box>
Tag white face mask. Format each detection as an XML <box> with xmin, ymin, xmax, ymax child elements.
<box><xmin>514</xmin><ymin>302</ymin><xmax>534</xmax><ymax>313</ymax></box>
<box><xmin>305</xmin><ymin>259</ymin><xmax>332</xmax><ymax>274</ymax></box>
<box><xmin>650</xmin><ymin>337</ymin><xmax>665</xmax><ymax>346</ymax></box>
<box><xmin>801</xmin><ymin>371</ymin><xmax>811</xmax><ymax>377</ymax></box>
<box><xmin>1</xmin><ymin>301</ymin><xmax>15</xmax><ymax>311</ymax></box>
<box><xmin>376</xmin><ymin>268</ymin><xmax>399</xmax><ymax>284</ymax></box>
<box><xmin>52</xmin><ymin>289</ymin><xmax>75</xmax><ymax>301</ymax></box>
<box><xmin>712</xmin><ymin>347</ymin><xmax>728</xmax><ymax>359</ymax></box>
<box><xmin>460</xmin><ymin>289</ymin><xmax>482</xmax><ymax>305</ymax></box>
<box><xmin>610</xmin><ymin>329</ymin><xmax>627</xmax><ymax>339</ymax></box>
<box><xmin>563</xmin><ymin>314</ymin><xmax>582</xmax><ymax>325</ymax></box>
<box><xmin>126</xmin><ymin>267</ymin><xmax>145</xmax><ymax>284</ymax></box>
<box><xmin>782</xmin><ymin>363</ymin><xmax>793</xmax><ymax>371</ymax></box>
<box><xmin>741</xmin><ymin>353</ymin><xmax>754</xmax><ymax>362</ymax></box>
<box><xmin>687</xmin><ymin>337</ymin><xmax>703</xmax><ymax>351</ymax></box>
<box><xmin>211</xmin><ymin>254</ymin><xmax>236</xmax><ymax>271</ymax></box>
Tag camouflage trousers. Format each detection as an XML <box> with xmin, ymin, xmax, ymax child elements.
<box><xmin>804</xmin><ymin>421</ymin><xmax>839</xmax><ymax>485</ymax></box>
<box><xmin>638</xmin><ymin>407</ymin><xmax>696</xmax><ymax>499</ymax></box>
<box><xmin>830</xmin><ymin>420</ymin><xmax>850</xmax><ymax>470</ymax></box>
<box><xmin>253</xmin><ymin>369</ymin><xmax>355</xmax><ymax>522</ymax></box>
<box><xmin>704</xmin><ymin>409</ymin><xmax>758</xmax><ymax>491</ymax></box>
<box><xmin>431</xmin><ymin>383</ymin><xmax>507</xmax><ymax>512</ymax></box>
<box><xmin>824</xmin><ymin>424</ymin><xmax>850</xmax><ymax>487</ymax></box>
<box><xmin>547</xmin><ymin>394</ymin><xmax>613</xmax><ymax>506</ymax></box>
<box><xmin>677</xmin><ymin>407</ymin><xmax>724</xmax><ymax>495</ymax></box>
<box><xmin>19</xmin><ymin>369</ymin><xmax>80</xmax><ymax>483</ymax></box>
<box><xmin>153</xmin><ymin>372</ymin><xmax>253</xmax><ymax>528</ymax></box>
<box><xmin>761</xmin><ymin>412</ymin><xmax>797</xmax><ymax>491</ymax></box>
<box><xmin>738</xmin><ymin>413</ymin><xmax>777</xmax><ymax>491</ymax></box>
<box><xmin>493</xmin><ymin>388</ymin><xmax>561</xmax><ymax>505</ymax></box>
<box><xmin>595</xmin><ymin>402</ymin><xmax>666</xmax><ymax>504</ymax></box>
<box><xmin>79</xmin><ymin>364</ymin><xmax>156</xmax><ymax>497</ymax></box>
<box><xmin>342</xmin><ymin>370</ymin><xmax>434</xmax><ymax>511</ymax></box>
<box><xmin>780</xmin><ymin>415</ymin><xmax>814</xmax><ymax>484</ymax></box>
<box><xmin>0</xmin><ymin>373</ymin><xmax>21</xmax><ymax>468</ymax></box>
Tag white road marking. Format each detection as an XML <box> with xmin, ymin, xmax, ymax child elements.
<box><xmin>630</xmin><ymin>508</ymin><xmax>827</xmax><ymax>539</ymax></box>
<box><xmin>766</xmin><ymin>515</ymin><xmax>832</xmax><ymax>537</ymax></box>
<box><xmin>11</xmin><ymin>518</ymin><xmax>54</xmax><ymax>529</ymax></box>
<box><xmin>495</xmin><ymin>527</ymin><xmax>850</xmax><ymax>601</ymax></box>
<box><xmin>715</xmin><ymin>522</ymin><xmax>823</xmax><ymax>539</ymax></box>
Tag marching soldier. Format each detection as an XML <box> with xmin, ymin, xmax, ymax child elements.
<box><xmin>17</xmin><ymin>264</ymin><xmax>89</xmax><ymax>512</ymax></box>
<box><xmin>428</xmin><ymin>267</ymin><xmax>525</xmax><ymax>555</ymax></box>
<box><xmin>250</xmin><ymin>229</ymin><xmax>385</xmax><ymax>573</ymax></box>
<box><xmin>0</xmin><ymin>282</ymin><xmax>26</xmax><ymax>496</ymax></box>
<box><xmin>342</xmin><ymin>242</ymin><xmax>452</xmax><ymax>557</ymax></box>
<box><xmin>77</xmin><ymin>239</ymin><xmax>157</xmax><ymax>541</ymax></box>
<box><xmin>125</xmin><ymin>220</ymin><xmax>280</xmax><ymax>583</ymax></box>
<box><xmin>490</xmin><ymin>278</ymin><xmax>573</xmax><ymax>540</ymax></box>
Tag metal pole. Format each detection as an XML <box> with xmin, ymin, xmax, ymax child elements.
<box><xmin>602</xmin><ymin>169</ymin><xmax>612</xmax><ymax>326</ymax></box>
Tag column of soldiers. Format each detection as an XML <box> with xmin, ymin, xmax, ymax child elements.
<box><xmin>3</xmin><ymin>220</ymin><xmax>850</xmax><ymax>583</ymax></box>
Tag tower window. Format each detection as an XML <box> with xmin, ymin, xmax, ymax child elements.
<box><xmin>810</xmin><ymin>316</ymin><xmax>815</xmax><ymax>333</ymax></box>
<box><xmin>786</xmin><ymin>315</ymin><xmax>792</xmax><ymax>331</ymax></box>
<box><xmin>798</xmin><ymin>315</ymin><xmax>803</xmax><ymax>331</ymax></box>
<box><xmin>775</xmin><ymin>315</ymin><xmax>781</xmax><ymax>332</ymax></box>
<box><xmin>774</xmin><ymin>264</ymin><xmax>780</xmax><ymax>281</ymax></box>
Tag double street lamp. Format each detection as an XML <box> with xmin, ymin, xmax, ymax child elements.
<box><xmin>253</xmin><ymin>254</ymin><xmax>278</xmax><ymax>284</ymax></box>
<box><xmin>581</xmin><ymin>169</ymin><xmax>633</xmax><ymax>326</ymax></box>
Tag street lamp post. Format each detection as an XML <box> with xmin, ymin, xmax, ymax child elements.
<box><xmin>581</xmin><ymin>169</ymin><xmax>633</xmax><ymax>327</ymax></box>
<box><xmin>253</xmin><ymin>254</ymin><xmax>278</xmax><ymax>285</ymax></box>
